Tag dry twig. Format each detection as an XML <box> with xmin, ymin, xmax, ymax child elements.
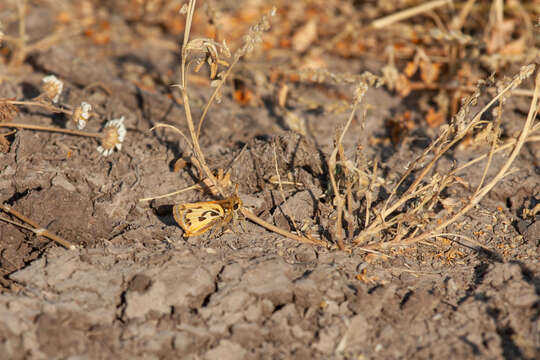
<box><xmin>0</xmin><ymin>204</ymin><xmax>75</xmax><ymax>249</ymax></box>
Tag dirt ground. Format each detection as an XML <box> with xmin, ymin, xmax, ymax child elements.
<box><xmin>0</xmin><ymin>1</ymin><xmax>539</xmax><ymax>359</ymax></box>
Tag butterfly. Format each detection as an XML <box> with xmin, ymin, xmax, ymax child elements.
<box><xmin>172</xmin><ymin>194</ymin><xmax>242</xmax><ymax>237</ymax></box>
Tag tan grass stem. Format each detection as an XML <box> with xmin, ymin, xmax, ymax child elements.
<box><xmin>0</xmin><ymin>123</ymin><xmax>101</xmax><ymax>138</ymax></box>
<box><xmin>372</xmin><ymin>0</ymin><xmax>452</xmax><ymax>29</ymax></box>
<box><xmin>0</xmin><ymin>204</ymin><xmax>75</xmax><ymax>249</ymax></box>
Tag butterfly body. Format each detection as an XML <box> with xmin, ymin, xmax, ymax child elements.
<box><xmin>173</xmin><ymin>195</ymin><xmax>242</xmax><ymax>237</ymax></box>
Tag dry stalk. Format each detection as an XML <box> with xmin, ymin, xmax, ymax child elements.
<box><xmin>195</xmin><ymin>8</ymin><xmax>275</xmax><ymax>137</ymax></box>
<box><xmin>451</xmin><ymin>0</ymin><xmax>477</xmax><ymax>30</ymax></box>
<box><xmin>149</xmin><ymin>123</ymin><xmax>193</xmax><ymax>153</ymax></box>
<box><xmin>452</xmin><ymin>129</ymin><xmax>540</xmax><ymax>175</ymax></box>
<box><xmin>240</xmin><ymin>208</ymin><xmax>326</xmax><ymax>246</ymax></box>
<box><xmin>474</xmin><ymin>102</ymin><xmax>502</xmax><ymax>195</ymax></box>
<box><xmin>0</xmin><ymin>204</ymin><xmax>75</xmax><ymax>249</ymax></box>
<box><xmin>364</xmin><ymin>158</ymin><xmax>378</xmax><ymax>228</ymax></box>
<box><xmin>177</xmin><ymin>0</ymin><xmax>223</xmax><ymax>196</ymax></box>
<box><xmin>10</xmin><ymin>0</ymin><xmax>27</xmax><ymax>66</ymax></box>
<box><xmin>178</xmin><ymin>1</ymin><xmax>274</xmax><ymax>196</ymax></box>
<box><xmin>328</xmin><ymin>83</ymin><xmax>368</xmax><ymax>250</ymax></box>
<box><xmin>371</xmin><ymin>0</ymin><xmax>453</xmax><ymax>29</ymax></box>
<box><xmin>1</xmin><ymin>99</ymin><xmax>73</xmax><ymax>116</ymax></box>
<box><xmin>0</xmin><ymin>122</ymin><xmax>102</xmax><ymax>139</ymax></box>
<box><xmin>139</xmin><ymin>184</ymin><xmax>202</xmax><ymax>202</ymax></box>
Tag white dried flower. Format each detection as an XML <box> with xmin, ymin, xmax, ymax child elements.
<box><xmin>97</xmin><ymin>116</ymin><xmax>126</xmax><ymax>156</ymax></box>
<box><xmin>42</xmin><ymin>75</ymin><xmax>63</xmax><ymax>103</ymax></box>
<box><xmin>72</xmin><ymin>102</ymin><xmax>92</xmax><ymax>129</ymax></box>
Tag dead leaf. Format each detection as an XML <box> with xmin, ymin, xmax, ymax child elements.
<box><xmin>395</xmin><ymin>74</ymin><xmax>412</xmax><ymax>97</ymax></box>
<box><xmin>425</xmin><ymin>107</ymin><xmax>445</xmax><ymax>128</ymax></box>
<box><xmin>420</xmin><ymin>61</ymin><xmax>441</xmax><ymax>85</ymax></box>
<box><xmin>404</xmin><ymin>61</ymin><xmax>418</xmax><ymax>78</ymax></box>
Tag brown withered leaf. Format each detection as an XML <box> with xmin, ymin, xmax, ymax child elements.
<box><xmin>425</xmin><ymin>107</ymin><xmax>445</xmax><ymax>128</ymax></box>
<box><xmin>419</xmin><ymin>60</ymin><xmax>442</xmax><ymax>85</ymax></box>
<box><xmin>395</xmin><ymin>74</ymin><xmax>412</xmax><ymax>97</ymax></box>
<box><xmin>404</xmin><ymin>61</ymin><xmax>418</xmax><ymax>78</ymax></box>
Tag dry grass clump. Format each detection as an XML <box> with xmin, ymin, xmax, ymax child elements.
<box><xmin>348</xmin><ymin>65</ymin><xmax>538</xmax><ymax>251</ymax></box>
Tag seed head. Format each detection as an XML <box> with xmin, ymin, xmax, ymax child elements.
<box><xmin>72</xmin><ymin>102</ymin><xmax>92</xmax><ymax>129</ymax></box>
<box><xmin>42</xmin><ymin>75</ymin><xmax>64</xmax><ymax>103</ymax></box>
<box><xmin>97</xmin><ymin>116</ymin><xmax>126</xmax><ymax>156</ymax></box>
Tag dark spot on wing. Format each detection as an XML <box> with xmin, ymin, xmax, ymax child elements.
<box><xmin>202</xmin><ymin>210</ymin><xmax>220</xmax><ymax>217</ymax></box>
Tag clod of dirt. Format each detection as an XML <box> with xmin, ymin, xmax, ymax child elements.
<box><xmin>240</xmin><ymin>259</ymin><xmax>294</xmax><ymax>306</ymax></box>
<box><xmin>123</xmin><ymin>261</ymin><xmax>219</xmax><ymax>319</ymax></box>
<box><xmin>523</xmin><ymin>220</ymin><xmax>540</xmax><ymax>246</ymax></box>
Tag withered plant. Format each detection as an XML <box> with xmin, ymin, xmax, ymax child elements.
<box><xmin>149</xmin><ymin>0</ymin><xmax>325</xmax><ymax>246</ymax></box>
<box><xmin>320</xmin><ymin>65</ymin><xmax>539</xmax><ymax>251</ymax></box>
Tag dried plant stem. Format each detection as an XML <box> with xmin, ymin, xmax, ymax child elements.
<box><xmin>370</xmin><ymin>69</ymin><xmax>540</xmax><ymax>250</ymax></box>
<box><xmin>179</xmin><ymin>0</ymin><xmax>223</xmax><ymax>197</ymax></box>
<box><xmin>0</xmin><ymin>204</ymin><xmax>75</xmax><ymax>249</ymax></box>
<box><xmin>240</xmin><ymin>208</ymin><xmax>327</xmax><ymax>247</ymax></box>
<box><xmin>364</xmin><ymin>159</ymin><xmax>378</xmax><ymax>228</ymax></box>
<box><xmin>380</xmin><ymin>128</ymin><xmax>448</xmax><ymax>220</ymax></box>
<box><xmin>0</xmin><ymin>123</ymin><xmax>101</xmax><ymax>138</ymax></box>
<box><xmin>409</xmin><ymin>82</ymin><xmax>535</xmax><ymax>97</ymax></box>
<box><xmin>2</xmin><ymin>99</ymin><xmax>73</xmax><ymax>115</ymax></box>
<box><xmin>139</xmin><ymin>184</ymin><xmax>201</xmax><ymax>202</ymax></box>
<box><xmin>474</xmin><ymin>102</ymin><xmax>502</xmax><ymax>195</ymax></box>
<box><xmin>372</xmin><ymin>0</ymin><xmax>452</xmax><ymax>29</ymax></box>
<box><xmin>10</xmin><ymin>0</ymin><xmax>27</xmax><ymax>66</ymax></box>
<box><xmin>453</xmin><ymin>132</ymin><xmax>540</xmax><ymax>175</ymax></box>
<box><xmin>196</xmin><ymin>56</ymin><xmax>239</xmax><ymax>138</ymax></box>
<box><xmin>150</xmin><ymin>123</ymin><xmax>192</xmax><ymax>151</ymax></box>
<box><xmin>328</xmin><ymin>101</ymin><xmax>360</xmax><ymax>250</ymax></box>
<box><xmin>452</xmin><ymin>0</ymin><xmax>477</xmax><ymax>30</ymax></box>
